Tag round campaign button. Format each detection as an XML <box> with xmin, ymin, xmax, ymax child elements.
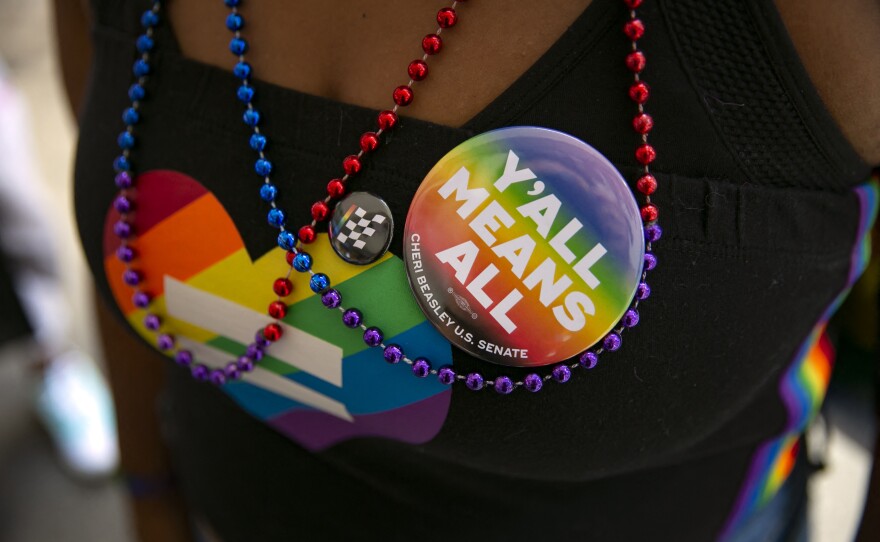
<box><xmin>403</xmin><ymin>127</ymin><xmax>644</xmax><ymax>367</ymax></box>
<box><xmin>328</xmin><ymin>192</ymin><xmax>394</xmax><ymax>265</ymax></box>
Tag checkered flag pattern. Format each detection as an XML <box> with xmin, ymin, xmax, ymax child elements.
<box><xmin>336</xmin><ymin>206</ymin><xmax>387</xmax><ymax>249</ymax></box>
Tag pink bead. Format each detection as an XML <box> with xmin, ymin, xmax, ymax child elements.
<box><xmin>327</xmin><ymin>179</ymin><xmax>346</xmax><ymax>198</ymax></box>
<box><xmin>437</xmin><ymin>8</ymin><xmax>457</xmax><ymax>28</ymax></box>
<box><xmin>422</xmin><ymin>34</ymin><xmax>442</xmax><ymax>55</ymax></box>
<box><xmin>393</xmin><ymin>85</ymin><xmax>414</xmax><ymax>106</ymax></box>
<box><xmin>377</xmin><ymin>110</ymin><xmax>398</xmax><ymax>130</ymax></box>
<box><xmin>624</xmin><ymin>19</ymin><xmax>645</xmax><ymax>40</ymax></box>
<box><xmin>359</xmin><ymin>132</ymin><xmax>380</xmax><ymax>153</ymax></box>
<box><xmin>407</xmin><ymin>60</ymin><xmax>428</xmax><ymax>81</ymax></box>
<box><xmin>626</xmin><ymin>51</ymin><xmax>646</xmax><ymax>73</ymax></box>
<box><xmin>311</xmin><ymin>200</ymin><xmax>330</xmax><ymax>221</ymax></box>
<box><xmin>342</xmin><ymin>155</ymin><xmax>362</xmax><ymax>175</ymax></box>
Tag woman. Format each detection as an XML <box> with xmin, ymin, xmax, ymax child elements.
<box><xmin>58</xmin><ymin>0</ymin><xmax>880</xmax><ymax>539</ymax></box>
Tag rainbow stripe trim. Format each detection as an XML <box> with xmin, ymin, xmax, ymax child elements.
<box><xmin>719</xmin><ymin>178</ymin><xmax>879</xmax><ymax>539</ymax></box>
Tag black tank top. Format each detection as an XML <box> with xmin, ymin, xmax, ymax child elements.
<box><xmin>74</xmin><ymin>0</ymin><xmax>874</xmax><ymax>540</ymax></box>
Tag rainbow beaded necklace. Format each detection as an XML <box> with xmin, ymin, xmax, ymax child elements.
<box><xmin>109</xmin><ymin>0</ymin><xmax>662</xmax><ymax>394</ymax></box>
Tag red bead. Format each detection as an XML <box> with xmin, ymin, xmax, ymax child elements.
<box><xmin>640</xmin><ymin>204</ymin><xmax>659</xmax><ymax>222</ymax></box>
<box><xmin>263</xmin><ymin>323</ymin><xmax>283</xmax><ymax>342</ymax></box>
<box><xmin>285</xmin><ymin>251</ymin><xmax>296</xmax><ymax>266</ymax></box>
<box><xmin>636</xmin><ymin>174</ymin><xmax>657</xmax><ymax>195</ymax></box>
<box><xmin>298</xmin><ymin>225</ymin><xmax>316</xmax><ymax>244</ymax></box>
<box><xmin>629</xmin><ymin>81</ymin><xmax>650</xmax><ymax>103</ymax></box>
<box><xmin>422</xmin><ymin>34</ymin><xmax>442</xmax><ymax>55</ymax></box>
<box><xmin>268</xmin><ymin>301</ymin><xmax>288</xmax><ymax>319</ymax></box>
<box><xmin>273</xmin><ymin>278</ymin><xmax>293</xmax><ymax>297</ymax></box>
<box><xmin>623</xmin><ymin>0</ymin><xmax>643</xmax><ymax>9</ymax></box>
<box><xmin>393</xmin><ymin>85</ymin><xmax>414</xmax><ymax>106</ymax></box>
<box><xmin>437</xmin><ymin>8</ymin><xmax>457</xmax><ymax>28</ymax></box>
<box><xmin>311</xmin><ymin>200</ymin><xmax>330</xmax><ymax>221</ymax></box>
<box><xmin>407</xmin><ymin>60</ymin><xmax>429</xmax><ymax>81</ymax></box>
<box><xmin>635</xmin><ymin>144</ymin><xmax>657</xmax><ymax>165</ymax></box>
<box><xmin>624</xmin><ymin>19</ymin><xmax>645</xmax><ymax>40</ymax></box>
<box><xmin>626</xmin><ymin>51</ymin><xmax>646</xmax><ymax>73</ymax></box>
<box><xmin>327</xmin><ymin>178</ymin><xmax>346</xmax><ymax>198</ymax></box>
<box><xmin>342</xmin><ymin>154</ymin><xmax>361</xmax><ymax>175</ymax></box>
<box><xmin>377</xmin><ymin>110</ymin><xmax>398</xmax><ymax>130</ymax></box>
<box><xmin>360</xmin><ymin>131</ymin><xmax>380</xmax><ymax>153</ymax></box>
<box><xmin>632</xmin><ymin>113</ymin><xmax>654</xmax><ymax>134</ymax></box>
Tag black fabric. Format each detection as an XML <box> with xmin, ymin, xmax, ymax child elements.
<box><xmin>0</xmin><ymin>252</ymin><xmax>30</xmax><ymax>347</ymax></box>
<box><xmin>74</xmin><ymin>0</ymin><xmax>872</xmax><ymax>540</ymax></box>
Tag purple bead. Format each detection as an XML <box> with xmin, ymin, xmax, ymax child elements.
<box><xmin>636</xmin><ymin>282</ymin><xmax>651</xmax><ymax>300</ymax></box>
<box><xmin>383</xmin><ymin>344</ymin><xmax>404</xmax><ymax>364</ymax></box>
<box><xmin>157</xmin><ymin>333</ymin><xmax>174</xmax><ymax>351</ymax></box>
<box><xmin>114</xmin><ymin>171</ymin><xmax>133</xmax><ymax>188</ymax></box>
<box><xmin>438</xmin><ymin>366</ymin><xmax>456</xmax><ymax>385</ymax></box>
<box><xmin>174</xmin><ymin>350</ymin><xmax>193</xmax><ymax>366</ymax></box>
<box><xmin>644</xmin><ymin>253</ymin><xmax>657</xmax><ymax>271</ymax></box>
<box><xmin>113</xmin><ymin>220</ymin><xmax>133</xmax><ymax>238</ymax></box>
<box><xmin>191</xmin><ymin>364</ymin><xmax>209</xmax><ymax>381</ymax></box>
<box><xmin>342</xmin><ymin>308</ymin><xmax>363</xmax><ymax>328</ymax></box>
<box><xmin>224</xmin><ymin>362</ymin><xmax>241</xmax><ymax>380</ymax></box>
<box><xmin>465</xmin><ymin>372</ymin><xmax>485</xmax><ymax>391</ymax></box>
<box><xmin>114</xmin><ymin>195</ymin><xmax>133</xmax><ymax>213</ymax></box>
<box><xmin>603</xmin><ymin>332</ymin><xmax>622</xmax><ymax>351</ymax></box>
<box><xmin>412</xmin><ymin>357</ymin><xmax>431</xmax><ymax>378</ymax></box>
<box><xmin>245</xmin><ymin>343</ymin><xmax>264</xmax><ymax>361</ymax></box>
<box><xmin>209</xmin><ymin>369</ymin><xmax>227</xmax><ymax>386</ymax></box>
<box><xmin>143</xmin><ymin>313</ymin><xmax>161</xmax><ymax>330</ymax></box>
<box><xmin>623</xmin><ymin>309</ymin><xmax>640</xmax><ymax>328</ymax></box>
<box><xmin>645</xmin><ymin>224</ymin><xmax>663</xmax><ymax>242</ymax></box>
<box><xmin>524</xmin><ymin>373</ymin><xmax>543</xmax><ymax>392</ymax></box>
<box><xmin>494</xmin><ymin>376</ymin><xmax>514</xmax><ymax>394</ymax></box>
<box><xmin>321</xmin><ymin>288</ymin><xmax>342</xmax><ymax>308</ymax></box>
<box><xmin>579</xmin><ymin>351</ymin><xmax>599</xmax><ymax>369</ymax></box>
<box><xmin>237</xmin><ymin>355</ymin><xmax>255</xmax><ymax>372</ymax></box>
<box><xmin>133</xmin><ymin>291</ymin><xmax>150</xmax><ymax>308</ymax></box>
<box><xmin>116</xmin><ymin>245</ymin><xmax>135</xmax><ymax>263</ymax></box>
<box><xmin>363</xmin><ymin>327</ymin><xmax>383</xmax><ymax>347</ymax></box>
<box><xmin>254</xmin><ymin>330</ymin><xmax>271</xmax><ymax>348</ymax></box>
<box><xmin>123</xmin><ymin>269</ymin><xmax>141</xmax><ymax>286</ymax></box>
<box><xmin>552</xmin><ymin>365</ymin><xmax>571</xmax><ymax>383</ymax></box>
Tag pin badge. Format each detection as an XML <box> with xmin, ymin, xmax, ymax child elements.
<box><xmin>403</xmin><ymin>127</ymin><xmax>645</xmax><ymax>367</ymax></box>
<box><xmin>329</xmin><ymin>192</ymin><xmax>394</xmax><ymax>265</ymax></box>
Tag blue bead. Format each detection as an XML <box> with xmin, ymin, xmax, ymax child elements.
<box><xmin>133</xmin><ymin>59</ymin><xmax>150</xmax><ymax>77</ymax></box>
<box><xmin>259</xmin><ymin>184</ymin><xmax>277</xmax><ymax>202</ymax></box>
<box><xmin>122</xmin><ymin>107</ymin><xmax>139</xmax><ymax>125</ymax></box>
<box><xmin>229</xmin><ymin>37</ymin><xmax>248</xmax><ymax>55</ymax></box>
<box><xmin>117</xmin><ymin>131</ymin><xmax>135</xmax><ymax>149</ymax></box>
<box><xmin>243</xmin><ymin>108</ymin><xmax>260</xmax><ymax>126</ymax></box>
<box><xmin>310</xmin><ymin>273</ymin><xmax>330</xmax><ymax>293</ymax></box>
<box><xmin>255</xmin><ymin>158</ymin><xmax>272</xmax><ymax>176</ymax></box>
<box><xmin>237</xmin><ymin>85</ymin><xmax>254</xmax><ymax>103</ymax></box>
<box><xmin>267</xmin><ymin>208</ymin><xmax>286</xmax><ymax>228</ymax></box>
<box><xmin>233</xmin><ymin>61</ymin><xmax>251</xmax><ymax>79</ymax></box>
<box><xmin>226</xmin><ymin>13</ymin><xmax>244</xmax><ymax>31</ymax></box>
<box><xmin>113</xmin><ymin>155</ymin><xmax>130</xmax><ymax>172</ymax></box>
<box><xmin>249</xmin><ymin>133</ymin><xmax>266</xmax><ymax>151</ymax></box>
<box><xmin>224</xmin><ymin>0</ymin><xmax>241</xmax><ymax>6</ymax></box>
<box><xmin>136</xmin><ymin>34</ymin><xmax>154</xmax><ymax>53</ymax></box>
<box><xmin>140</xmin><ymin>10</ymin><xmax>159</xmax><ymax>28</ymax></box>
<box><xmin>277</xmin><ymin>231</ymin><xmax>296</xmax><ymax>250</ymax></box>
<box><xmin>128</xmin><ymin>84</ymin><xmax>145</xmax><ymax>101</ymax></box>
<box><xmin>292</xmin><ymin>252</ymin><xmax>312</xmax><ymax>272</ymax></box>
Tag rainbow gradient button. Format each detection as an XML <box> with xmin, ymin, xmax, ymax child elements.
<box><xmin>403</xmin><ymin>127</ymin><xmax>644</xmax><ymax>367</ymax></box>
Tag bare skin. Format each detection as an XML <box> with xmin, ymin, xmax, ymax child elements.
<box><xmin>55</xmin><ymin>1</ymin><xmax>880</xmax><ymax>541</ymax></box>
<box><xmin>168</xmin><ymin>0</ymin><xmax>593</xmax><ymax>128</ymax></box>
<box><xmin>165</xmin><ymin>0</ymin><xmax>880</xmax><ymax>164</ymax></box>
